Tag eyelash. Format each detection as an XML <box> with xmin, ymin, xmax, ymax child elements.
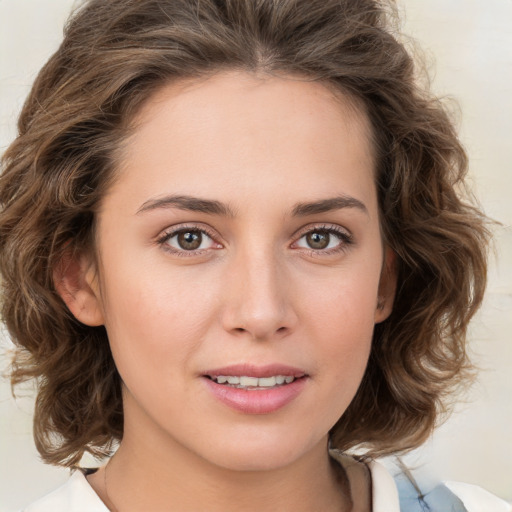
<box><xmin>156</xmin><ymin>224</ymin><xmax>220</xmax><ymax>257</ymax></box>
<box><xmin>292</xmin><ymin>224</ymin><xmax>354</xmax><ymax>256</ymax></box>
<box><xmin>156</xmin><ymin>224</ymin><xmax>354</xmax><ymax>257</ymax></box>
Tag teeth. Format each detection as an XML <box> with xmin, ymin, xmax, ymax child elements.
<box><xmin>212</xmin><ymin>375</ymin><xmax>297</xmax><ymax>388</ymax></box>
<box><xmin>240</xmin><ymin>376</ymin><xmax>259</xmax><ymax>387</ymax></box>
<box><xmin>258</xmin><ymin>376</ymin><xmax>276</xmax><ymax>387</ymax></box>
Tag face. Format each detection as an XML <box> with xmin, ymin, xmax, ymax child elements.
<box><xmin>62</xmin><ymin>71</ymin><xmax>395</xmax><ymax>471</ymax></box>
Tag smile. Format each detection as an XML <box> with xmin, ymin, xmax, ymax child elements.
<box><xmin>202</xmin><ymin>365</ymin><xmax>309</xmax><ymax>414</ymax></box>
<box><xmin>207</xmin><ymin>375</ymin><xmax>296</xmax><ymax>388</ymax></box>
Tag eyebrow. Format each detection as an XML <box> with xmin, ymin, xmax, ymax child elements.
<box><xmin>136</xmin><ymin>195</ymin><xmax>236</xmax><ymax>217</ymax></box>
<box><xmin>136</xmin><ymin>193</ymin><xmax>368</xmax><ymax>217</ymax></box>
<box><xmin>292</xmin><ymin>195</ymin><xmax>368</xmax><ymax>217</ymax></box>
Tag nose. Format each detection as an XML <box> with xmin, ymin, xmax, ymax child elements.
<box><xmin>220</xmin><ymin>248</ymin><xmax>298</xmax><ymax>341</ymax></box>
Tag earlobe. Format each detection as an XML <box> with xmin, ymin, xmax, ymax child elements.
<box><xmin>53</xmin><ymin>248</ymin><xmax>104</xmax><ymax>326</ymax></box>
<box><xmin>375</xmin><ymin>247</ymin><xmax>397</xmax><ymax>324</ymax></box>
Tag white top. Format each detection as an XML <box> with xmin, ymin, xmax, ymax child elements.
<box><xmin>20</xmin><ymin>455</ymin><xmax>511</xmax><ymax>512</ymax></box>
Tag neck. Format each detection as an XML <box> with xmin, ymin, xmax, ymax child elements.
<box><xmin>90</xmin><ymin>433</ymin><xmax>353</xmax><ymax>512</ymax></box>
<box><xmin>86</xmin><ymin>392</ymin><xmax>362</xmax><ymax>512</ymax></box>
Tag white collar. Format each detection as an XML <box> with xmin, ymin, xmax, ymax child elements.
<box><xmin>24</xmin><ymin>454</ymin><xmax>400</xmax><ymax>512</ymax></box>
<box><xmin>329</xmin><ymin>450</ymin><xmax>400</xmax><ymax>512</ymax></box>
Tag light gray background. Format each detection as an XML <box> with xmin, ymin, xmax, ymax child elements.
<box><xmin>1</xmin><ymin>1</ymin><xmax>511</xmax><ymax>510</ymax></box>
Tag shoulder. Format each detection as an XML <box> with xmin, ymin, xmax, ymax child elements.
<box><xmin>442</xmin><ymin>481</ymin><xmax>512</xmax><ymax>512</ymax></box>
<box><xmin>385</xmin><ymin>460</ymin><xmax>511</xmax><ymax>512</ymax></box>
<box><xmin>19</xmin><ymin>470</ymin><xmax>108</xmax><ymax>512</ymax></box>
<box><xmin>329</xmin><ymin>449</ymin><xmax>511</xmax><ymax>512</ymax></box>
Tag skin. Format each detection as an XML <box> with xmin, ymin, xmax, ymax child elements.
<box><xmin>58</xmin><ymin>71</ymin><xmax>396</xmax><ymax>512</ymax></box>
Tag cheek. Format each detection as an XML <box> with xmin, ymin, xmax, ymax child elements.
<box><xmin>301</xmin><ymin>258</ymin><xmax>381</xmax><ymax>336</ymax></box>
<box><xmin>299</xmin><ymin>261</ymin><xmax>379</xmax><ymax>396</ymax></box>
<box><xmin>99</xmin><ymin>262</ymin><xmax>219</xmax><ymax>386</ymax></box>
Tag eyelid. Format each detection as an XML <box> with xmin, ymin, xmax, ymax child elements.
<box><xmin>291</xmin><ymin>223</ymin><xmax>354</xmax><ymax>253</ymax></box>
<box><xmin>292</xmin><ymin>222</ymin><xmax>352</xmax><ymax>238</ymax></box>
<box><xmin>156</xmin><ymin>223</ymin><xmax>223</xmax><ymax>255</ymax></box>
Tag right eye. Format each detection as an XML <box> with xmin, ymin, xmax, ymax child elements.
<box><xmin>158</xmin><ymin>227</ymin><xmax>222</xmax><ymax>255</ymax></box>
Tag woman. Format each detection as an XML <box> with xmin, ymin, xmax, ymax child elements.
<box><xmin>0</xmin><ymin>0</ymin><xmax>508</xmax><ymax>510</ymax></box>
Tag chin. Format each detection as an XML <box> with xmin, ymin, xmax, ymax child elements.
<box><xmin>195</xmin><ymin>428</ymin><xmax>326</xmax><ymax>472</ymax></box>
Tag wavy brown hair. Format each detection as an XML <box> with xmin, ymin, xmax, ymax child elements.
<box><xmin>0</xmin><ymin>0</ymin><xmax>490</xmax><ymax>466</ymax></box>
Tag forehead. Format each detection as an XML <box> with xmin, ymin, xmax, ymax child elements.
<box><xmin>108</xmin><ymin>71</ymin><xmax>377</xmax><ymax>216</ymax></box>
<box><xmin>129</xmin><ymin>71</ymin><xmax>372</xmax><ymax>154</ymax></box>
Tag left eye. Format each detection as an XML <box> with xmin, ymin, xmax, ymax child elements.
<box><xmin>295</xmin><ymin>229</ymin><xmax>348</xmax><ymax>251</ymax></box>
<box><xmin>164</xmin><ymin>229</ymin><xmax>216</xmax><ymax>251</ymax></box>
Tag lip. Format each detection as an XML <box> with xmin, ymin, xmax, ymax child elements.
<box><xmin>202</xmin><ymin>363</ymin><xmax>307</xmax><ymax>379</ymax></box>
<box><xmin>201</xmin><ymin>364</ymin><xmax>309</xmax><ymax>415</ymax></box>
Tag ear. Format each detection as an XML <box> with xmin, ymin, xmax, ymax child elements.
<box><xmin>53</xmin><ymin>248</ymin><xmax>105</xmax><ymax>326</ymax></box>
<box><xmin>375</xmin><ymin>247</ymin><xmax>397</xmax><ymax>324</ymax></box>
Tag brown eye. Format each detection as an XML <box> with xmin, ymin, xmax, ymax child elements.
<box><xmin>177</xmin><ymin>230</ymin><xmax>203</xmax><ymax>250</ymax></box>
<box><xmin>294</xmin><ymin>226</ymin><xmax>352</xmax><ymax>254</ymax></box>
<box><xmin>305</xmin><ymin>231</ymin><xmax>330</xmax><ymax>249</ymax></box>
<box><xmin>162</xmin><ymin>228</ymin><xmax>218</xmax><ymax>253</ymax></box>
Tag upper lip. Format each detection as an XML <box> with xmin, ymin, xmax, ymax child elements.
<box><xmin>203</xmin><ymin>364</ymin><xmax>307</xmax><ymax>379</ymax></box>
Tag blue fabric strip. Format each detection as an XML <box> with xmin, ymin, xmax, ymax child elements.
<box><xmin>395</xmin><ymin>473</ymin><xmax>467</xmax><ymax>512</ymax></box>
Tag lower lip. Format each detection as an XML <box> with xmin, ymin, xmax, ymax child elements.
<box><xmin>203</xmin><ymin>377</ymin><xmax>308</xmax><ymax>414</ymax></box>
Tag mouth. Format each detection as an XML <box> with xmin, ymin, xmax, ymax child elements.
<box><xmin>201</xmin><ymin>364</ymin><xmax>309</xmax><ymax>412</ymax></box>
<box><xmin>204</xmin><ymin>374</ymin><xmax>304</xmax><ymax>390</ymax></box>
